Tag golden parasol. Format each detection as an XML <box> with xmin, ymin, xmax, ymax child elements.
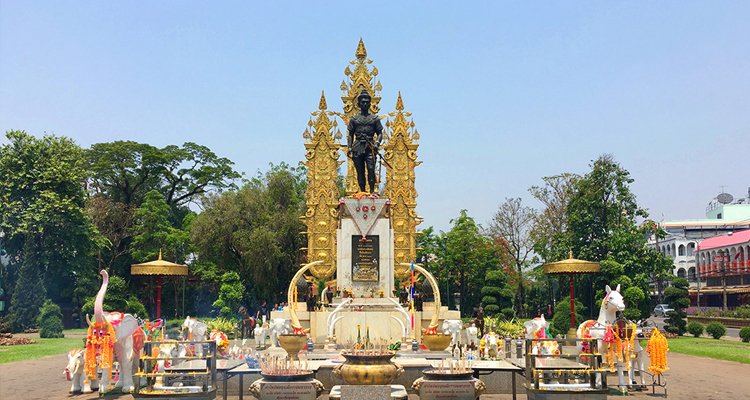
<box><xmin>131</xmin><ymin>250</ymin><xmax>187</xmax><ymax>319</ymax></box>
<box><xmin>543</xmin><ymin>251</ymin><xmax>600</xmax><ymax>338</ymax></box>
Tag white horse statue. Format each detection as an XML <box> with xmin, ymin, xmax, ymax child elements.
<box><xmin>577</xmin><ymin>284</ymin><xmax>633</xmax><ymax>389</ymax></box>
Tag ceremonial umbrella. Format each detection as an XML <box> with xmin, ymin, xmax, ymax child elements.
<box><xmin>131</xmin><ymin>250</ymin><xmax>188</xmax><ymax>319</ymax></box>
<box><xmin>543</xmin><ymin>251</ymin><xmax>600</xmax><ymax>338</ymax></box>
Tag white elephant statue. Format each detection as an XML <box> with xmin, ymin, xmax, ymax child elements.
<box><xmin>64</xmin><ymin>348</ymin><xmax>99</xmax><ymax>394</ymax></box>
<box><xmin>182</xmin><ymin>316</ymin><xmax>208</xmax><ymax>341</ymax></box>
<box><xmin>524</xmin><ymin>314</ymin><xmax>549</xmax><ymax>339</ymax></box>
<box><xmin>441</xmin><ymin>319</ymin><xmax>463</xmax><ymax>346</ymax></box>
<box><xmin>254</xmin><ymin>322</ymin><xmax>269</xmax><ymax>347</ymax></box>
<box><xmin>85</xmin><ymin>270</ymin><xmax>146</xmax><ymax>394</ymax></box>
<box><xmin>466</xmin><ymin>323</ymin><xmax>479</xmax><ymax>347</ymax></box>
<box><xmin>269</xmin><ymin>318</ymin><xmax>292</xmax><ymax>348</ymax></box>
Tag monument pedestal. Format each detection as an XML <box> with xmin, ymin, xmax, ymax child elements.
<box><xmin>336</xmin><ymin>198</ymin><xmax>394</xmax><ymax>299</ymax></box>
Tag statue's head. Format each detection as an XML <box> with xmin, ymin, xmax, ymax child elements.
<box><xmin>357</xmin><ymin>88</ymin><xmax>371</xmax><ymax>112</ymax></box>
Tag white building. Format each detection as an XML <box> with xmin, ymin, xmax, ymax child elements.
<box><xmin>648</xmin><ymin>190</ymin><xmax>750</xmax><ymax>290</ymax></box>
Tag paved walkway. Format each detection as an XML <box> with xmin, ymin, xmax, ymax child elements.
<box><xmin>2</xmin><ymin>338</ymin><xmax>749</xmax><ymax>399</ymax></box>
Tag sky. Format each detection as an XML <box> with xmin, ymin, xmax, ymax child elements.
<box><xmin>2</xmin><ymin>1</ymin><xmax>748</xmax><ymax>232</ymax></box>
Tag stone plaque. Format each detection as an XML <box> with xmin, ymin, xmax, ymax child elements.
<box><xmin>340</xmin><ymin>385</ymin><xmax>391</xmax><ymax>399</ymax></box>
<box><xmin>259</xmin><ymin>382</ymin><xmax>316</xmax><ymax>400</ymax></box>
<box><xmin>352</xmin><ymin>235</ymin><xmax>379</xmax><ymax>282</ymax></box>
<box><xmin>419</xmin><ymin>381</ymin><xmax>474</xmax><ymax>400</ymax></box>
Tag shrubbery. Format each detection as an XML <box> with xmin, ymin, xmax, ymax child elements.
<box><xmin>38</xmin><ymin>300</ymin><xmax>65</xmax><ymax>338</ymax></box>
<box><xmin>739</xmin><ymin>327</ymin><xmax>750</xmax><ymax>343</ymax></box>
<box><xmin>686</xmin><ymin>321</ymin><xmax>704</xmax><ymax>338</ymax></box>
<box><xmin>731</xmin><ymin>305</ymin><xmax>750</xmax><ymax>319</ymax></box>
<box><xmin>705</xmin><ymin>321</ymin><xmax>726</xmax><ymax>339</ymax></box>
<box><xmin>551</xmin><ymin>297</ymin><xmax>586</xmax><ymax>335</ymax></box>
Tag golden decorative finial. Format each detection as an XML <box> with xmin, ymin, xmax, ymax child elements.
<box><xmin>319</xmin><ymin>91</ymin><xmax>327</xmax><ymax>110</ymax></box>
<box><xmin>355</xmin><ymin>38</ymin><xmax>367</xmax><ymax>59</ymax></box>
<box><xmin>158</xmin><ymin>249</ymin><xmax>162</xmax><ymax>260</ymax></box>
<box><xmin>395</xmin><ymin>92</ymin><xmax>404</xmax><ymax>111</ymax></box>
<box><xmin>569</xmin><ymin>249</ymin><xmax>574</xmax><ymax>259</ymax></box>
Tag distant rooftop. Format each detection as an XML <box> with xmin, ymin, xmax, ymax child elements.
<box><xmin>695</xmin><ymin>229</ymin><xmax>750</xmax><ymax>251</ymax></box>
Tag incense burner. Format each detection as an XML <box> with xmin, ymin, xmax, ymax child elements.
<box><xmin>332</xmin><ymin>352</ymin><xmax>404</xmax><ymax>385</ymax></box>
<box><xmin>278</xmin><ymin>334</ymin><xmax>308</xmax><ymax>360</ymax></box>
<box><xmin>421</xmin><ymin>334</ymin><xmax>452</xmax><ymax>351</ymax></box>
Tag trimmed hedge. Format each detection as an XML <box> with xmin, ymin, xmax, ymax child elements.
<box><xmin>740</xmin><ymin>327</ymin><xmax>750</xmax><ymax>343</ymax></box>
<box><xmin>705</xmin><ymin>321</ymin><xmax>726</xmax><ymax>340</ymax></box>
<box><xmin>686</xmin><ymin>321</ymin><xmax>704</xmax><ymax>338</ymax></box>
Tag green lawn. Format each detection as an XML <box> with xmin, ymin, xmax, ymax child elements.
<box><xmin>0</xmin><ymin>334</ymin><xmax>85</xmax><ymax>364</ymax></box>
<box><xmin>663</xmin><ymin>336</ymin><xmax>750</xmax><ymax>365</ymax></box>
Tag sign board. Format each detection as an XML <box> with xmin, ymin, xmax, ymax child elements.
<box><xmin>352</xmin><ymin>235</ymin><xmax>379</xmax><ymax>282</ymax></box>
<box><xmin>420</xmin><ymin>380</ymin><xmax>475</xmax><ymax>400</ymax></box>
<box><xmin>713</xmin><ymin>256</ymin><xmax>729</xmax><ymax>262</ymax></box>
<box><xmin>259</xmin><ymin>382</ymin><xmax>316</xmax><ymax>400</ymax></box>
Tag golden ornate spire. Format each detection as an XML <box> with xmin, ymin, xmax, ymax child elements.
<box><xmin>382</xmin><ymin>93</ymin><xmax>422</xmax><ymax>279</ymax></box>
<box><xmin>301</xmin><ymin>90</ymin><xmax>343</xmax><ymax>279</ymax></box>
<box><xmin>355</xmin><ymin>38</ymin><xmax>367</xmax><ymax>59</ymax></box>
<box><xmin>319</xmin><ymin>91</ymin><xmax>327</xmax><ymax>110</ymax></box>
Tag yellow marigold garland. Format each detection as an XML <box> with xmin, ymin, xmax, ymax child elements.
<box><xmin>84</xmin><ymin>321</ymin><xmax>117</xmax><ymax>381</ymax></box>
<box><xmin>647</xmin><ymin>327</ymin><xmax>669</xmax><ymax>375</ymax></box>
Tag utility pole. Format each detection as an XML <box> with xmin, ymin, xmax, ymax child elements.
<box><xmin>721</xmin><ymin>249</ymin><xmax>728</xmax><ymax>313</ymax></box>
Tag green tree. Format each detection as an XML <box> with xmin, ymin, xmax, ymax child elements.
<box><xmin>131</xmin><ymin>190</ymin><xmax>173</xmax><ymax>263</ymax></box>
<box><xmin>487</xmin><ymin>197</ymin><xmax>537</xmax><ymax>317</ymax></box>
<box><xmin>664</xmin><ymin>277</ymin><xmax>690</xmax><ymax>335</ymax></box>
<box><xmin>622</xmin><ymin>285</ymin><xmax>646</xmax><ymax>321</ymax></box>
<box><xmin>10</xmin><ymin>238</ymin><xmax>47</xmax><ymax>331</ymax></box>
<box><xmin>213</xmin><ymin>272</ymin><xmax>244</xmax><ymax>315</ymax></box>
<box><xmin>443</xmin><ymin>210</ymin><xmax>503</xmax><ymax>317</ymax></box>
<box><xmin>191</xmin><ymin>163</ymin><xmax>306</xmax><ymax>305</ymax></box>
<box><xmin>551</xmin><ymin>296</ymin><xmax>586</xmax><ymax>336</ymax></box>
<box><xmin>480</xmin><ymin>269</ymin><xmax>514</xmax><ymax>316</ymax></box>
<box><xmin>86</xmin><ymin>141</ymin><xmax>240</xmax><ymax>207</ymax></box>
<box><xmin>563</xmin><ymin>155</ymin><xmax>672</xmax><ymax>320</ymax></box>
<box><xmin>0</xmin><ymin>131</ymin><xmax>101</xmax><ymax>306</ymax></box>
<box><xmin>38</xmin><ymin>299</ymin><xmax>65</xmax><ymax>338</ymax></box>
<box><xmin>528</xmin><ymin>173</ymin><xmax>579</xmax><ymax>264</ymax></box>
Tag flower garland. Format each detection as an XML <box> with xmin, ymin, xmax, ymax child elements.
<box><xmin>603</xmin><ymin>325</ymin><xmax>617</xmax><ymax>372</ymax></box>
<box><xmin>84</xmin><ymin>320</ymin><xmax>117</xmax><ymax>381</ymax></box>
<box><xmin>647</xmin><ymin>327</ymin><xmax>669</xmax><ymax>375</ymax></box>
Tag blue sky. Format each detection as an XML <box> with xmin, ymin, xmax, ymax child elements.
<box><xmin>2</xmin><ymin>1</ymin><xmax>748</xmax><ymax>232</ymax></box>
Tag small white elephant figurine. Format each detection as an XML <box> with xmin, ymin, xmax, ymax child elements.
<box><xmin>441</xmin><ymin>319</ymin><xmax>463</xmax><ymax>346</ymax></box>
<box><xmin>466</xmin><ymin>323</ymin><xmax>479</xmax><ymax>347</ymax></box>
<box><xmin>269</xmin><ymin>318</ymin><xmax>292</xmax><ymax>348</ymax></box>
<box><xmin>254</xmin><ymin>323</ymin><xmax>269</xmax><ymax>347</ymax></box>
<box><xmin>64</xmin><ymin>348</ymin><xmax>99</xmax><ymax>394</ymax></box>
<box><xmin>524</xmin><ymin>314</ymin><xmax>548</xmax><ymax>339</ymax></box>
